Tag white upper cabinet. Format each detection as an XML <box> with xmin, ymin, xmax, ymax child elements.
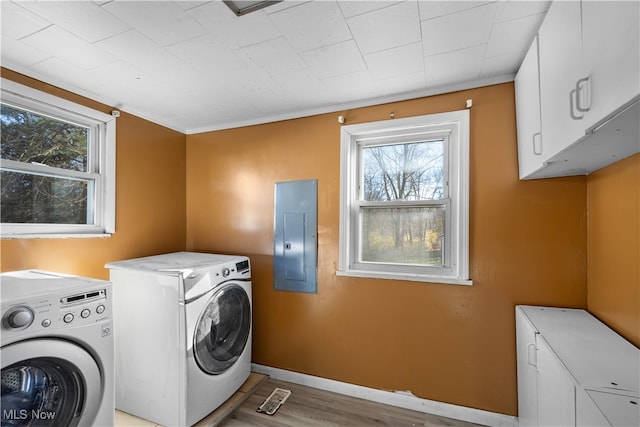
<box><xmin>515</xmin><ymin>36</ymin><xmax>543</xmax><ymax>179</ymax></box>
<box><xmin>515</xmin><ymin>0</ymin><xmax>640</xmax><ymax>180</ymax></box>
<box><xmin>581</xmin><ymin>1</ymin><xmax>640</xmax><ymax>131</ymax></box>
<box><xmin>537</xmin><ymin>0</ymin><xmax>584</xmax><ymax>161</ymax></box>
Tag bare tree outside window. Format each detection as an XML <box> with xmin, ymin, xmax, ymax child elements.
<box><xmin>361</xmin><ymin>140</ymin><xmax>446</xmax><ymax>266</ymax></box>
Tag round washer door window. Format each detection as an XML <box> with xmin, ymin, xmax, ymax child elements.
<box><xmin>1</xmin><ymin>339</ymin><xmax>102</xmax><ymax>427</ymax></box>
<box><xmin>193</xmin><ymin>284</ymin><xmax>251</xmax><ymax>375</ymax></box>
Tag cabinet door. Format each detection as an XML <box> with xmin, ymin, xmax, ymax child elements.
<box><xmin>516</xmin><ymin>308</ymin><xmax>538</xmax><ymax>426</ymax></box>
<box><xmin>537</xmin><ymin>336</ymin><xmax>576</xmax><ymax>427</ymax></box>
<box><xmin>515</xmin><ymin>36</ymin><xmax>544</xmax><ymax>179</ymax></box>
<box><xmin>581</xmin><ymin>1</ymin><xmax>640</xmax><ymax>131</ymax></box>
<box><xmin>538</xmin><ymin>0</ymin><xmax>584</xmax><ymax>160</ymax></box>
<box><xmin>576</xmin><ymin>388</ymin><xmax>611</xmax><ymax>427</ymax></box>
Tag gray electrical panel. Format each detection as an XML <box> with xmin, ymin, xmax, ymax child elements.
<box><xmin>273</xmin><ymin>179</ymin><xmax>317</xmax><ymax>293</ymax></box>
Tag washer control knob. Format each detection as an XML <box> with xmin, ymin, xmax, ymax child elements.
<box><xmin>222</xmin><ymin>268</ymin><xmax>230</xmax><ymax>278</ymax></box>
<box><xmin>96</xmin><ymin>305</ymin><xmax>105</xmax><ymax>314</ymax></box>
<box><xmin>81</xmin><ymin>309</ymin><xmax>91</xmax><ymax>318</ymax></box>
<box><xmin>63</xmin><ymin>313</ymin><xmax>74</xmax><ymax>324</ymax></box>
<box><xmin>3</xmin><ymin>306</ymin><xmax>35</xmax><ymax>329</ymax></box>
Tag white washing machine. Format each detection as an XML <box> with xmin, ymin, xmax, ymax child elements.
<box><xmin>106</xmin><ymin>251</ymin><xmax>252</xmax><ymax>427</ymax></box>
<box><xmin>1</xmin><ymin>270</ymin><xmax>114</xmax><ymax>427</ymax></box>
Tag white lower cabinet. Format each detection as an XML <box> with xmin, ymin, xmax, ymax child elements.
<box><xmin>575</xmin><ymin>388</ymin><xmax>610</xmax><ymax>426</ymax></box>
<box><xmin>515</xmin><ymin>306</ymin><xmax>640</xmax><ymax>427</ymax></box>
<box><xmin>536</xmin><ymin>337</ymin><xmax>575</xmax><ymax>426</ymax></box>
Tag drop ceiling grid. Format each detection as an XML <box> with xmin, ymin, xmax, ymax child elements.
<box><xmin>0</xmin><ymin>0</ymin><xmax>551</xmax><ymax>133</ymax></box>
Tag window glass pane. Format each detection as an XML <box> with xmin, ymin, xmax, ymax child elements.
<box><xmin>1</xmin><ymin>103</ymin><xmax>89</xmax><ymax>172</ymax></box>
<box><xmin>363</xmin><ymin>140</ymin><xmax>444</xmax><ymax>201</ymax></box>
<box><xmin>1</xmin><ymin>170</ymin><xmax>92</xmax><ymax>224</ymax></box>
<box><xmin>360</xmin><ymin>206</ymin><xmax>445</xmax><ymax>266</ymax></box>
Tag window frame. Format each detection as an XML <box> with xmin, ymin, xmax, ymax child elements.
<box><xmin>338</xmin><ymin>110</ymin><xmax>471</xmax><ymax>285</ymax></box>
<box><xmin>1</xmin><ymin>78</ymin><xmax>116</xmax><ymax>238</ymax></box>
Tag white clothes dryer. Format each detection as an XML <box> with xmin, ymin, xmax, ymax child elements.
<box><xmin>1</xmin><ymin>270</ymin><xmax>114</xmax><ymax>427</ymax></box>
<box><xmin>106</xmin><ymin>252</ymin><xmax>252</xmax><ymax>427</ymax></box>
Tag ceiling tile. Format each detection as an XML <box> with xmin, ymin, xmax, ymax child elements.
<box><xmin>0</xmin><ymin>2</ymin><xmax>51</xmax><ymax>39</ymax></box>
<box><xmin>425</xmin><ymin>45</ymin><xmax>486</xmax><ymax>86</ymax></box>
<box><xmin>365</xmin><ymin>42</ymin><xmax>424</xmax><ymax>81</ymax></box>
<box><xmin>300</xmin><ymin>40</ymin><xmax>366</xmax><ymax>78</ymax></box>
<box><xmin>21</xmin><ymin>26</ymin><xmax>116</xmax><ymax>70</ymax></box>
<box><xmin>17</xmin><ymin>1</ymin><xmax>130</xmax><ymax>43</ymax></box>
<box><xmin>166</xmin><ymin>34</ymin><xmax>245</xmax><ymax>77</ymax></box>
<box><xmin>0</xmin><ymin>37</ymin><xmax>52</xmax><ymax>68</ymax></box>
<box><xmin>485</xmin><ymin>13</ymin><xmax>544</xmax><ymax>58</ymax></box>
<box><xmin>494</xmin><ymin>0</ymin><xmax>551</xmax><ymax>22</ymax></box>
<box><xmin>338</xmin><ymin>1</ymin><xmax>403</xmax><ymax>19</ymax></box>
<box><xmin>101</xmin><ymin>1</ymin><xmax>206</xmax><ymax>46</ymax></box>
<box><xmin>269</xmin><ymin>1</ymin><xmax>352</xmax><ymax>52</ymax></box>
<box><xmin>347</xmin><ymin>1</ymin><xmax>421</xmax><ymax>54</ymax></box>
<box><xmin>480</xmin><ymin>52</ymin><xmax>522</xmax><ymax>78</ymax></box>
<box><xmin>175</xmin><ymin>1</ymin><xmax>210</xmax><ymax>12</ymax></box>
<box><xmin>419</xmin><ymin>1</ymin><xmax>494</xmax><ymax>21</ymax></box>
<box><xmin>321</xmin><ymin>70</ymin><xmax>378</xmax><ymax>103</ymax></box>
<box><xmin>96</xmin><ymin>30</ymin><xmax>184</xmax><ymax>73</ymax></box>
<box><xmin>375</xmin><ymin>71</ymin><xmax>426</xmax><ymax>97</ymax></box>
<box><xmin>87</xmin><ymin>60</ymin><xmax>149</xmax><ymax>91</ymax></box>
<box><xmin>421</xmin><ymin>2</ymin><xmax>497</xmax><ymax>56</ymax></box>
<box><xmin>237</xmin><ymin>37</ymin><xmax>308</xmax><ymax>77</ymax></box>
<box><xmin>188</xmin><ymin>1</ymin><xmax>282</xmax><ymax>49</ymax></box>
<box><xmin>271</xmin><ymin>68</ymin><xmax>329</xmax><ymax>103</ymax></box>
<box><xmin>28</xmin><ymin>57</ymin><xmax>111</xmax><ymax>97</ymax></box>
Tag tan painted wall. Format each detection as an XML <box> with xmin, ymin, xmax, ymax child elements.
<box><xmin>587</xmin><ymin>154</ymin><xmax>640</xmax><ymax>347</ymax></box>
<box><xmin>186</xmin><ymin>83</ymin><xmax>588</xmax><ymax>415</ymax></box>
<box><xmin>0</xmin><ymin>69</ymin><xmax>187</xmax><ymax>279</ymax></box>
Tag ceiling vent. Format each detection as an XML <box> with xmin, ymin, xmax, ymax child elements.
<box><xmin>223</xmin><ymin>1</ymin><xmax>283</xmax><ymax>16</ymax></box>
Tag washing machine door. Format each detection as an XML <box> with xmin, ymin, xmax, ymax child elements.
<box><xmin>1</xmin><ymin>339</ymin><xmax>102</xmax><ymax>427</ymax></box>
<box><xmin>193</xmin><ymin>284</ymin><xmax>251</xmax><ymax>375</ymax></box>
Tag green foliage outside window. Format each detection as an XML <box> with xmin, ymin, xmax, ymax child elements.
<box><xmin>1</xmin><ymin>103</ymin><xmax>91</xmax><ymax>224</ymax></box>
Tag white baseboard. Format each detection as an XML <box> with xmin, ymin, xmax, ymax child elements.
<box><xmin>252</xmin><ymin>364</ymin><xmax>518</xmax><ymax>427</ymax></box>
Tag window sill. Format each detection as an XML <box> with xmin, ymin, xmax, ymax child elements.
<box><xmin>336</xmin><ymin>269</ymin><xmax>473</xmax><ymax>286</ymax></box>
<box><xmin>1</xmin><ymin>233</ymin><xmax>112</xmax><ymax>239</ymax></box>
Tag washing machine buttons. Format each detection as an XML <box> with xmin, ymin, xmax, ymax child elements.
<box><xmin>41</xmin><ymin>319</ymin><xmax>51</xmax><ymax>328</ymax></box>
<box><xmin>81</xmin><ymin>308</ymin><xmax>91</xmax><ymax>318</ymax></box>
<box><xmin>96</xmin><ymin>304</ymin><xmax>105</xmax><ymax>314</ymax></box>
<box><xmin>63</xmin><ymin>313</ymin><xmax>74</xmax><ymax>323</ymax></box>
<box><xmin>3</xmin><ymin>306</ymin><xmax>35</xmax><ymax>329</ymax></box>
<box><xmin>222</xmin><ymin>267</ymin><xmax>230</xmax><ymax>277</ymax></box>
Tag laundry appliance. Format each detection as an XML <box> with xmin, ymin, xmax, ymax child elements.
<box><xmin>1</xmin><ymin>270</ymin><xmax>114</xmax><ymax>427</ymax></box>
<box><xmin>106</xmin><ymin>251</ymin><xmax>252</xmax><ymax>427</ymax></box>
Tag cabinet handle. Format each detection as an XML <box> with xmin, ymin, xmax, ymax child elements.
<box><xmin>532</xmin><ymin>132</ymin><xmax>542</xmax><ymax>156</ymax></box>
<box><xmin>527</xmin><ymin>343</ymin><xmax>537</xmax><ymax>368</ymax></box>
<box><xmin>576</xmin><ymin>76</ymin><xmax>591</xmax><ymax>113</ymax></box>
<box><xmin>570</xmin><ymin>89</ymin><xmax>583</xmax><ymax>120</ymax></box>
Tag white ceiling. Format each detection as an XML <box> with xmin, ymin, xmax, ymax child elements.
<box><xmin>1</xmin><ymin>0</ymin><xmax>550</xmax><ymax>134</ymax></box>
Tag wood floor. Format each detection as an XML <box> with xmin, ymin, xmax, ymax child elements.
<box><xmin>219</xmin><ymin>379</ymin><xmax>485</xmax><ymax>427</ymax></box>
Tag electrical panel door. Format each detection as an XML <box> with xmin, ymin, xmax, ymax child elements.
<box><xmin>274</xmin><ymin>179</ymin><xmax>317</xmax><ymax>293</ymax></box>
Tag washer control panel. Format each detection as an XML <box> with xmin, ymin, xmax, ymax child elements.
<box><xmin>183</xmin><ymin>257</ymin><xmax>251</xmax><ymax>301</ymax></box>
<box><xmin>1</xmin><ymin>286</ymin><xmax>111</xmax><ymax>338</ymax></box>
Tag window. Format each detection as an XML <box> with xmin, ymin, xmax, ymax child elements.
<box><xmin>1</xmin><ymin>79</ymin><xmax>116</xmax><ymax>237</ymax></box>
<box><xmin>338</xmin><ymin>110</ymin><xmax>470</xmax><ymax>285</ymax></box>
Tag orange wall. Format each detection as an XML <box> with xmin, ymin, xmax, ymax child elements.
<box><xmin>587</xmin><ymin>154</ymin><xmax>640</xmax><ymax>346</ymax></box>
<box><xmin>0</xmin><ymin>69</ymin><xmax>187</xmax><ymax>279</ymax></box>
<box><xmin>186</xmin><ymin>83</ymin><xmax>588</xmax><ymax>416</ymax></box>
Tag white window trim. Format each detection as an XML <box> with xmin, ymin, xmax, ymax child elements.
<box><xmin>0</xmin><ymin>78</ymin><xmax>116</xmax><ymax>238</ymax></box>
<box><xmin>337</xmin><ymin>110</ymin><xmax>471</xmax><ymax>286</ymax></box>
